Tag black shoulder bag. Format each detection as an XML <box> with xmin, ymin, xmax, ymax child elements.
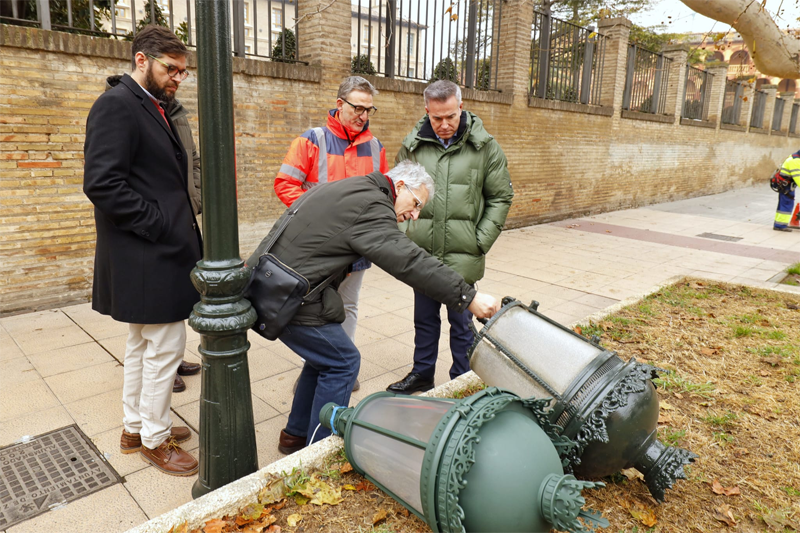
<box><xmin>244</xmin><ymin>208</ymin><xmax>338</xmax><ymax>340</ymax></box>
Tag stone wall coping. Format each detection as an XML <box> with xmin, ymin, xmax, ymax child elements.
<box><xmin>762</xmin><ymin>84</ymin><xmax>779</xmax><ymax>90</ymax></box>
<box><xmin>704</xmin><ymin>61</ymin><xmax>729</xmax><ymax>69</ymax></box>
<box><xmin>0</xmin><ymin>23</ymin><xmax>321</xmax><ymax>83</ymax></box>
<box><xmin>680</xmin><ymin>117</ymin><xmax>716</xmax><ymax>129</ymax></box>
<box><xmin>362</xmin><ymin>74</ymin><xmax>513</xmax><ymax>105</ymax></box>
<box><xmin>597</xmin><ymin>17</ymin><xmax>632</xmax><ymax>29</ymax></box>
<box><xmin>124</xmin><ymin>372</ymin><xmax>483</xmax><ymax>533</ymax></box>
<box><xmin>528</xmin><ymin>97</ymin><xmax>614</xmax><ymax>117</ymax></box>
<box><xmin>621</xmin><ymin>110</ymin><xmax>675</xmax><ymax>124</ymax></box>
<box><xmin>662</xmin><ymin>43</ymin><xmax>692</xmax><ymax>53</ymax></box>
<box><xmin>720</xmin><ymin>123</ymin><xmax>747</xmax><ymax>132</ymax></box>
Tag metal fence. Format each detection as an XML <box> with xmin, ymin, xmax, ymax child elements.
<box><xmin>350</xmin><ymin>0</ymin><xmax>502</xmax><ymax>90</ymax></box>
<box><xmin>772</xmin><ymin>97</ymin><xmax>786</xmax><ymax>132</ymax></box>
<box><xmin>622</xmin><ymin>44</ymin><xmax>670</xmax><ymax>114</ymax></box>
<box><xmin>0</xmin><ymin>0</ymin><xmax>301</xmax><ymax>62</ymax></box>
<box><xmin>529</xmin><ymin>10</ymin><xmax>606</xmax><ymax>105</ymax></box>
<box><xmin>791</xmin><ymin>103</ymin><xmax>800</xmax><ymax>134</ymax></box>
<box><xmin>721</xmin><ymin>79</ymin><xmax>746</xmax><ymax>125</ymax></box>
<box><xmin>750</xmin><ymin>89</ymin><xmax>767</xmax><ymax>129</ymax></box>
<box><xmin>681</xmin><ymin>65</ymin><xmax>712</xmax><ymax>120</ymax></box>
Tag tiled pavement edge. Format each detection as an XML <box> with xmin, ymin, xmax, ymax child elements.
<box><xmin>1</xmin><ymin>184</ymin><xmax>799</xmax><ymax>532</ymax></box>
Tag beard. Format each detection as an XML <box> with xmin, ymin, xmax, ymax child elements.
<box><xmin>145</xmin><ymin>62</ymin><xmax>177</xmax><ymax>105</ymax></box>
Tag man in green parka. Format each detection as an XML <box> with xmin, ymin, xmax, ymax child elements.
<box><xmin>387</xmin><ymin>80</ymin><xmax>514</xmax><ymax>394</ymax></box>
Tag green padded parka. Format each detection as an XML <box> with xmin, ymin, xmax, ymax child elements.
<box><xmin>396</xmin><ymin>111</ymin><xmax>513</xmax><ymax>284</ymax></box>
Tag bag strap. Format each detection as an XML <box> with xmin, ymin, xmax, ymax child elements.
<box><xmin>303</xmin><ymin>271</ymin><xmax>339</xmax><ymax>302</ymax></box>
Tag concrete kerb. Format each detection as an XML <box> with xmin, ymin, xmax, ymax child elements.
<box><xmin>124</xmin><ymin>372</ymin><xmax>481</xmax><ymax>533</ymax></box>
<box><xmin>126</xmin><ymin>274</ymin><xmax>799</xmax><ymax>533</ymax></box>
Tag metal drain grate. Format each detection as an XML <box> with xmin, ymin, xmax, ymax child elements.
<box><xmin>696</xmin><ymin>232</ymin><xmax>743</xmax><ymax>242</ymax></box>
<box><xmin>0</xmin><ymin>425</ymin><xmax>121</xmax><ymax>529</ymax></box>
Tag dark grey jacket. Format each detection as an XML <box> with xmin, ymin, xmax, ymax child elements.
<box><xmin>247</xmin><ymin>172</ymin><xmax>476</xmax><ymax>326</ymax></box>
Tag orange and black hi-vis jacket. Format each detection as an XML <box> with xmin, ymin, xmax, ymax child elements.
<box><xmin>274</xmin><ymin>110</ymin><xmax>389</xmax><ymax>207</ymax></box>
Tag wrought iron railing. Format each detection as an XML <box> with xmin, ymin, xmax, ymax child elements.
<box><xmin>772</xmin><ymin>96</ymin><xmax>786</xmax><ymax>132</ymax></box>
<box><xmin>682</xmin><ymin>65</ymin><xmax>712</xmax><ymax>120</ymax></box>
<box><xmin>0</xmin><ymin>0</ymin><xmax>301</xmax><ymax>62</ymax></box>
<box><xmin>622</xmin><ymin>44</ymin><xmax>671</xmax><ymax>114</ymax></box>
<box><xmin>750</xmin><ymin>89</ymin><xmax>767</xmax><ymax>129</ymax></box>
<box><xmin>350</xmin><ymin>0</ymin><xmax>502</xmax><ymax>90</ymax></box>
<box><xmin>790</xmin><ymin>103</ymin><xmax>800</xmax><ymax>134</ymax></box>
<box><xmin>721</xmin><ymin>79</ymin><xmax>746</xmax><ymax>125</ymax></box>
<box><xmin>529</xmin><ymin>10</ymin><xmax>606</xmax><ymax>105</ymax></box>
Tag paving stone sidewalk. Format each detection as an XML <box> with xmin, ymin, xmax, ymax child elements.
<box><xmin>1</xmin><ymin>184</ymin><xmax>799</xmax><ymax>533</ymax></box>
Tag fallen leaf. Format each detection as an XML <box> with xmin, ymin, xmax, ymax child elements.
<box><xmin>287</xmin><ymin>514</ymin><xmax>303</xmax><ymax>527</ymax></box>
<box><xmin>660</xmin><ymin>401</ymin><xmax>674</xmax><ymax>410</ymax></box>
<box><xmin>353</xmin><ymin>480</ymin><xmax>375</xmax><ymax>492</ymax></box>
<box><xmin>259</xmin><ymin>475</ymin><xmax>288</xmax><ymax>505</ymax></box>
<box><xmin>343</xmin><ymin>484</ymin><xmax>357</xmax><ymax>490</ymax></box>
<box><xmin>700</xmin><ymin>347</ymin><xmax>717</xmax><ymax>356</ymax></box>
<box><xmin>630</xmin><ymin>506</ymin><xmax>658</xmax><ymax>527</ymax></box>
<box><xmin>451</xmin><ymin>13</ymin><xmax>458</xmax><ymax>20</ymax></box>
<box><xmin>711</xmin><ymin>480</ymin><xmax>741</xmax><ymax>496</ymax></box>
<box><xmin>713</xmin><ymin>504</ymin><xmax>737</xmax><ymax>527</ymax></box>
<box><xmin>689</xmin><ymin>281</ymin><xmax>705</xmax><ymax>289</ymax></box>
<box><xmin>237</xmin><ymin>503</ymin><xmax>265</xmax><ymax>525</ymax></box>
<box><xmin>293</xmin><ymin>494</ymin><xmax>310</xmax><ymax>505</ymax></box>
<box><xmin>373</xmin><ymin>509</ymin><xmax>389</xmax><ymax>525</ymax></box>
<box><xmin>266</xmin><ymin>526</ymin><xmax>281</xmax><ymax>533</ymax></box>
<box><xmin>297</xmin><ymin>476</ymin><xmax>343</xmax><ymax>506</ymax></box>
<box><xmin>762</xmin><ymin>508</ymin><xmax>797</xmax><ymax>530</ymax></box>
<box><xmin>761</xmin><ymin>357</ymin><xmax>782</xmax><ymax>367</ymax></box>
<box><xmin>760</xmin><ymin>370</ymin><xmax>770</xmax><ymax>377</ymax></box>
<box><xmin>620</xmin><ymin>467</ymin><xmax>644</xmax><ymax>481</ymax></box>
<box><xmin>203</xmin><ymin>518</ymin><xmax>228</xmax><ymax>533</ymax></box>
<box><xmin>339</xmin><ymin>462</ymin><xmax>353</xmax><ymax>474</ymax></box>
<box><xmin>168</xmin><ymin>522</ymin><xmax>189</xmax><ymax>533</ymax></box>
<box><xmin>398</xmin><ymin>507</ymin><xmax>410</xmax><ymax>517</ymax></box>
<box><xmin>658</xmin><ymin>412</ymin><xmax>672</xmax><ymax>424</ymax></box>
<box><xmin>599</xmin><ymin>321</ymin><xmax>614</xmax><ymax>331</ymax></box>
<box><xmin>674</xmin><ymin>392</ymin><xmax>684</xmax><ymax>399</ymax></box>
<box><xmin>270</xmin><ymin>500</ymin><xmax>287</xmax><ymax>511</ymax></box>
<box><xmin>786</xmin><ymin>303</ymin><xmax>799</xmax><ymax>310</ymax></box>
<box><xmin>573</xmin><ymin>326</ymin><xmax>582</xmax><ymax>335</ymax></box>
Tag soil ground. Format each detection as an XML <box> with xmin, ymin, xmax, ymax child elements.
<box><xmin>187</xmin><ymin>278</ymin><xmax>800</xmax><ymax>533</ymax></box>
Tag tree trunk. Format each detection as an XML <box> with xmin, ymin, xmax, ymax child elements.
<box><xmin>680</xmin><ymin>0</ymin><xmax>800</xmax><ymax>78</ymax></box>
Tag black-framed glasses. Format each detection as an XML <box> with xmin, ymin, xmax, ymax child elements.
<box><xmin>342</xmin><ymin>98</ymin><xmax>377</xmax><ymax>116</ymax></box>
<box><xmin>147</xmin><ymin>54</ymin><xmax>190</xmax><ymax>81</ymax></box>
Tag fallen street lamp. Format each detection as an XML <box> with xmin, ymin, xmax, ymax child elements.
<box><xmin>187</xmin><ymin>0</ymin><xmax>259</xmax><ymax>498</ymax></box>
<box><xmin>320</xmin><ymin>388</ymin><xmax>609</xmax><ymax>533</ymax></box>
<box><xmin>469</xmin><ymin>298</ymin><xmax>698</xmax><ymax>501</ymax></box>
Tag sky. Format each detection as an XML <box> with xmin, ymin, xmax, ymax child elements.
<box><xmin>628</xmin><ymin>0</ymin><xmax>800</xmax><ymax>34</ymax></box>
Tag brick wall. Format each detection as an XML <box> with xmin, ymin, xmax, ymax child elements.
<box><xmin>0</xmin><ymin>7</ymin><xmax>796</xmax><ymax>316</ymax></box>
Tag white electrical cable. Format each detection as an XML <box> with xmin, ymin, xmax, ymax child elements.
<box><xmin>308</xmin><ymin>423</ymin><xmax>323</xmax><ymax>446</ymax></box>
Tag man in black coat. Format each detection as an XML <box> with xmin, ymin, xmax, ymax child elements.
<box><xmin>247</xmin><ymin>161</ymin><xmax>500</xmax><ymax>454</ymax></box>
<box><xmin>83</xmin><ymin>25</ymin><xmax>201</xmax><ymax>476</ymax></box>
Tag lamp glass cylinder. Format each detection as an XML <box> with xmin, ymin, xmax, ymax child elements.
<box><xmin>348</xmin><ymin>396</ymin><xmax>455</xmax><ymax>513</ymax></box>
<box><xmin>471</xmin><ymin>305</ymin><xmax>603</xmax><ymax>396</ymax></box>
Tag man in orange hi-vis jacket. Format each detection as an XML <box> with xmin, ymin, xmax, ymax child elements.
<box><xmin>274</xmin><ymin>76</ymin><xmax>389</xmax><ymax>392</ymax></box>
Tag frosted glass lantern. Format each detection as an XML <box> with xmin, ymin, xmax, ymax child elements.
<box><xmin>320</xmin><ymin>388</ymin><xmax>608</xmax><ymax>533</ymax></box>
<box><xmin>469</xmin><ymin>298</ymin><xmax>697</xmax><ymax>501</ymax></box>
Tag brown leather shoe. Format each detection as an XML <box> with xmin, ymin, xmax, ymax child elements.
<box><xmin>278</xmin><ymin>429</ymin><xmax>306</xmax><ymax>455</ymax></box>
<box><xmin>120</xmin><ymin>426</ymin><xmax>192</xmax><ymax>454</ymax></box>
<box><xmin>140</xmin><ymin>437</ymin><xmax>198</xmax><ymax>476</ymax></box>
<box><xmin>173</xmin><ymin>374</ymin><xmax>186</xmax><ymax>393</ymax></box>
<box><xmin>177</xmin><ymin>360</ymin><xmax>201</xmax><ymax>376</ymax></box>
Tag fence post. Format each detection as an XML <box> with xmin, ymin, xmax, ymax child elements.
<box><xmin>661</xmin><ymin>44</ymin><xmax>689</xmax><ymax>124</ymax></box>
<box><xmin>579</xmin><ymin>28</ymin><xmax>595</xmax><ymax>105</ymax></box>
<box><xmin>596</xmin><ymin>17</ymin><xmax>631</xmax><ymax>114</ymax></box>
<box><xmin>385</xmin><ymin>0</ymin><xmax>396</xmax><ymax>77</ymax></box>
<box><xmin>741</xmin><ymin>82</ymin><xmax>755</xmax><ymax>129</ymax></box>
<box><xmin>464</xmin><ymin>0</ymin><xmax>478</xmax><ymax>88</ymax></box>
<box><xmin>650</xmin><ymin>53</ymin><xmax>664</xmax><ymax>114</ymax></box>
<box><xmin>621</xmin><ymin>44</ymin><xmax>635</xmax><ymax>110</ymax></box>
<box><xmin>535</xmin><ymin>11</ymin><xmax>551</xmax><ymax>99</ymax></box>
<box><xmin>496</xmin><ymin>0</ymin><xmax>534</xmax><ymax>100</ymax></box>
<box><xmin>780</xmin><ymin>92</ymin><xmax>794</xmax><ymax>135</ymax></box>
<box><xmin>704</xmin><ymin>61</ymin><xmax>728</xmax><ymax>127</ymax></box>
<box><xmin>232</xmin><ymin>0</ymin><xmax>246</xmax><ymax>57</ymax></box>
<box><xmin>762</xmin><ymin>84</ymin><xmax>777</xmax><ymax>134</ymax></box>
<box><xmin>36</xmin><ymin>0</ymin><xmax>51</xmax><ymax>30</ymax></box>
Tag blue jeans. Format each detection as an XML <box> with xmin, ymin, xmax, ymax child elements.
<box><xmin>411</xmin><ymin>290</ymin><xmax>474</xmax><ymax>381</ymax></box>
<box><xmin>775</xmin><ymin>189</ymin><xmax>796</xmax><ymax>228</ymax></box>
<box><xmin>280</xmin><ymin>323</ymin><xmax>360</xmax><ymax>445</ymax></box>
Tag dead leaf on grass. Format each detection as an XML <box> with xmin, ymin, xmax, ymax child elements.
<box><xmin>573</xmin><ymin>326</ymin><xmax>582</xmax><ymax>335</ymax></box>
<box><xmin>661</xmin><ymin>401</ymin><xmax>674</xmax><ymax>410</ymax></box>
<box><xmin>700</xmin><ymin>347</ymin><xmax>718</xmax><ymax>356</ymax></box>
<box><xmin>710</xmin><ymin>480</ymin><xmax>741</xmax><ymax>496</ymax></box>
<box><xmin>629</xmin><ymin>505</ymin><xmax>658</xmax><ymax>527</ymax></box>
<box><xmin>372</xmin><ymin>509</ymin><xmax>389</xmax><ymax>525</ymax></box>
<box><xmin>620</xmin><ymin>468</ymin><xmax>644</xmax><ymax>481</ymax></box>
<box><xmin>599</xmin><ymin>321</ymin><xmax>614</xmax><ymax>331</ymax></box>
<box><xmin>339</xmin><ymin>462</ymin><xmax>353</xmax><ymax>474</ymax></box>
<box><xmin>689</xmin><ymin>281</ymin><xmax>705</xmax><ymax>289</ymax></box>
<box><xmin>202</xmin><ymin>518</ymin><xmax>228</xmax><ymax>533</ymax></box>
<box><xmin>286</xmin><ymin>514</ymin><xmax>303</xmax><ymax>527</ymax></box>
<box><xmin>296</xmin><ymin>476</ymin><xmax>343</xmax><ymax>506</ymax></box>
<box><xmin>713</xmin><ymin>504</ymin><xmax>737</xmax><ymax>527</ymax></box>
<box><xmin>761</xmin><ymin>357</ymin><xmax>783</xmax><ymax>367</ymax></box>
<box><xmin>786</xmin><ymin>302</ymin><xmax>799</xmax><ymax>310</ymax></box>
<box><xmin>760</xmin><ymin>370</ymin><xmax>771</xmax><ymax>377</ymax></box>
<box><xmin>237</xmin><ymin>503</ymin><xmax>265</xmax><ymax>524</ymax></box>
<box><xmin>761</xmin><ymin>508</ymin><xmax>799</xmax><ymax>531</ymax></box>
<box><xmin>259</xmin><ymin>475</ymin><xmax>288</xmax><ymax>505</ymax></box>
<box><xmin>398</xmin><ymin>507</ymin><xmax>410</xmax><ymax>517</ymax></box>
<box><xmin>168</xmin><ymin>522</ymin><xmax>189</xmax><ymax>533</ymax></box>
<box><xmin>658</xmin><ymin>412</ymin><xmax>672</xmax><ymax>424</ymax></box>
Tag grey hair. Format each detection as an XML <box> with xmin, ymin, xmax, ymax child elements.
<box><xmin>423</xmin><ymin>80</ymin><xmax>462</xmax><ymax>105</ymax></box>
<box><xmin>387</xmin><ymin>160</ymin><xmax>435</xmax><ymax>199</ymax></box>
<box><xmin>337</xmin><ymin>76</ymin><xmax>378</xmax><ymax>99</ymax></box>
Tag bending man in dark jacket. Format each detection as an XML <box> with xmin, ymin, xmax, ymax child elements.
<box><xmin>247</xmin><ymin>161</ymin><xmax>499</xmax><ymax>453</ymax></box>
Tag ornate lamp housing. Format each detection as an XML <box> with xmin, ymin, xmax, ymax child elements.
<box><xmin>469</xmin><ymin>298</ymin><xmax>697</xmax><ymax>502</ymax></box>
<box><xmin>320</xmin><ymin>388</ymin><xmax>608</xmax><ymax>533</ymax></box>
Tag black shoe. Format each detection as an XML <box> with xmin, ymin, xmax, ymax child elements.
<box><xmin>387</xmin><ymin>373</ymin><xmax>434</xmax><ymax>395</ymax></box>
<box><xmin>774</xmin><ymin>226</ymin><xmax>792</xmax><ymax>232</ymax></box>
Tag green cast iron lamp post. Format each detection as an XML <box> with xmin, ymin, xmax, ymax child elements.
<box><xmin>469</xmin><ymin>297</ymin><xmax>698</xmax><ymax>501</ymax></box>
<box><xmin>188</xmin><ymin>0</ymin><xmax>259</xmax><ymax>498</ymax></box>
<box><xmin>320</xmin><ymin>388</ymin><xmax>609</xmax><ymax>533</ymax></box>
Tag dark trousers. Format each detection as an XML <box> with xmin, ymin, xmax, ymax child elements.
<box><xmin>411</xmin><ymin>290</ymin><xmax>474</xmax><ymax>381</ymax></box>
<box><xmin>775</xmin><ymin>189</ymin><xmax>796</xmax><ymax>228</ymax></box>
<box><xmin>280</xmin><ymin>323</ymin><xmax>360</xmax><ymax>445</ymax></box>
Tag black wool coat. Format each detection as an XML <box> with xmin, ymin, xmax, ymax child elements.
<box><xmin>84</xmin><ymin>74</ymin><xmax>202</xmax><ymax>324</ymax></box>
